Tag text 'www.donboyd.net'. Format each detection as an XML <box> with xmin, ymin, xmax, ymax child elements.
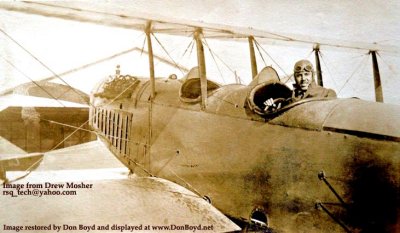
<box><xmin>3</xmin><ymin>224</ymin><xmax>214</xmax><ymax>232</ymax></box>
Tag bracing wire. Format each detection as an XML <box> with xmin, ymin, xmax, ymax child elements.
<box><xmin>1</xmin><ymin>26</ymin><xmax>145</xmax><ymax>160</ymax></box>
<box><xmin>152</xmin><ymin>43</ymin><xmax>182</xmax><ymax>70</ymax></box>
<box><xmin>337</xmin><ymin>54</ymin><xmax>369</xmax><ymax>95</ymax></box>
<box><xmin>319</xmin><ymin>51</ymin><xmax>340</xmax><ymax>90</ymax></box>
<box><xmin>174</xmin><ymin>36</ymin><xmax>195</xmax><ymax>73</ymax></box>
<box><xmin>202</xmin><ymin>37</ymin><xmax>226</xmax><ymax>83</ymax></box>
<box><xmin>0</xmin><ymin>28</ymin><xmax>90</xmax><ymax>106</ymax></box>
<box><xmin>1</xmin><ymin>29</ymin><xmax>157</xmax><ymax>183</ymax></box>
<box><xmin>254</xmin><ymin>39</ymin><xmax>267</xmax><ymax>67</ymax></box>
<box><xmin>172</xmin><ymin>38</ymin><xmax>194</xmax><ymax>73</ymax></box>
<box><xmin>376</xmin><ymin>52</ymin><xmax>397</xmax><ymax>86</ymax></box>
<box><xmin>283</xmin><ymin>74</ymin><xmax>294</xmax><ymax>84</ymax></box>
<box><xmin>39</xmin><ymin>32</ymin><xmax>145</xmax><ymax>83</ymax></box>
<box><xmin>3</xmin><ymin>68</ymin><xmax>141</xmax><ymax>183</ymax></box>
<box><xmin>306</xmin><ymin>49</ymin><xmax>314</xmax><ymax>59</ymax></box>
<box><xmin>140</xmin><ymin>35</ymin><xmax>146</xmax><ymax>56</ymax></box>
<box><xmin>377</xmin><ymin>52</ymin><xmax>398</xmax><ymax>75</ymax></box>
<box><xmin>254</xmin><ymin>39</ymin><xmax>289</xmax><ymax>78</ymax></box>
<box><xmin>6</xmin><ymin>76</ymin><xmax>143</xmax><ymax>183</ymax></box>
<box><xmin>180</xmin><ymin>33</ymin><xmax>194</xmax><ymax>58</ymax></box>
<box><xmin>151</xmin><ymin>33</ymin><xmax>185</xmax><ymax>76</ymax></box>
<box><xmin>349</xmin><ymin>55</ymin><xmax>371</xmax><ymax>88</ymax></box>
<box><xmin>188</xmin><ymin>39</ymin><xmax>195</xmax><ymax>58</ymax></box>
<box><xmin>202</xmin><ymin>37</ymin><xmax>237</xmax><ymax>77</ymax></box>
<box><xmin>182</xmin><ymin>40</ymin><xmax>194</xmax><ymax>58</ymax></box>
<box><xmin>0</xmin><ymin>55</ymin><xmax>67</xmax><ymax>107</ymax></box>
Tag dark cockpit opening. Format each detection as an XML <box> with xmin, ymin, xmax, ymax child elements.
<box><xmin>179</xmin><ymin>78</ymin><xmax>220</xmax><ymax>103</ymax></box>
<box><xmin>247</xmin><ymin>81</ymin><xmax>292</xmax><ymax>116</ymax></box>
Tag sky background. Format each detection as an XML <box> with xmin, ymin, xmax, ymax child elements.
<box><xmin>1</xmin><ymin>0</ymin><xmax>399</xmax><ymax>104</ymax></box>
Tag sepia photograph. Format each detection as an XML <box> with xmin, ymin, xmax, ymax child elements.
<box><xmin>0</xmin><ymin>1</ymin><xmax>399</xmax><ymax>232</ymax></box>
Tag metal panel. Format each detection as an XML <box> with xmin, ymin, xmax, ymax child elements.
<box><xmin>117</xmin><ymin>112</ymin><xmax>123</xmax><ymax>153</ymax></box>
<box><xmin>126</xmin><ymin>113</ymin><xmax>132</xmax><ymax>156</ymax></box>
<box><xmin>110</xmin><ymin>111</ymin><xmax>115</xmax><ymax>146</ymax></box>
<box><xmin>323</xmin><ymin>99</ymin><xmax>400</xmax><ymax>140</ymax></box>
<box><xmin>113</xmin><ymin>112</ymin><xmax>119</xmax><ymax>148</ymax></box>
<box><xmin>106</xmin><ymin>110</ymin><xmax>111</xmax><ymax>139</ymax></box>
<box><xmin>121</xmin><ymin>114</ymin><xmax>127</xmax><ymax>155</ymax></box>
<box><xmin>93</xmin><ymin>107</ymin><xmax>97</xmax><ymax>127</ymax></box>
<box><xmin>101</xmin><ymin>109</ymin><xmax>106</xmax><ymax>134</ymax></box>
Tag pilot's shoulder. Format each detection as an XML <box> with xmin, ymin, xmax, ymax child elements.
<box><xmin>312</xmin><ymin>85</ymin><xmax>337</xmax><ymax>98</ymax></box>
<box><xmin>325</xmin><ymin>87</ymin><xmax>337</xmax><ymax>98</ymax></box>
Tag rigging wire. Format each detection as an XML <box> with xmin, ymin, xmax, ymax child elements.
<box><xmin>283</xmin><ymin>74</ymin><xmax>293</xmax><ymax>84</ymax></box>
<box><xmin>174</xmin><ymin>35</ymin><xmax>195</xmax><ymax>74</ymax></box>
<box><xmin>207</xmin><ymin>94</ymin><xmax>241</xmax><ymax>108</ymax></box>
<box><xmin>202</xmin><ymin>37</ymin><xmax>226</xmax><ymax>83</ymax></box>
<box><xmin>0</xmin><ymin>28</ymin><xmax>90</xmax><ymax>106</ymax></box>
<box><xmin>40</xmin><ymin>47</ymin><xmax>141</xmax><ymax>83</ymax></box>
<box><xmin>152</xmin><ymin>43</ymin><xmax>181</xmax><ymax>70</ymax></box>
<box><xmin>306</xmin><ymin>49</ymin><xmax>314</xmax><ymax>59</ymax></box>
<box><xmin>202</xmin><ymin>37</ymin><xmax>238</xmax><ymax>81</ymax></box>
<box><xmin>253</xmin><ymin>39</ymin><xmax>267</xmax><ymax>67</ymax></box>
<box><xmin>376</xmin><ymin>52</ymin><xmax>397</xmax><ymax>86</ymax></box>
<box><xmin>167</xmin><ymin>168</ymin><xmax>204</xmax><ymax>198</ymax></box>
<box><xmin>337</xmin><ymin>54</ymin><xmax>369</xmax><ymax>95</ymax></box>
<box><xmin>140</xmin><ymin>35</ymin><xmax>146</xmax><ymax>56</ymax></box>
<box><xmin>1</xmin><ymin>28</ymin><xmax>145</xmax><ymax>183</ymax></box>
<box><xmin>170</xmin><ymin>37</ymin><xmax>194</xmax><ymax>75</ymax></box>
<box><xmin>349</xmin><ymin>55</ymin><xmax>371</xmax><ymax>89</ymax></box>
<box><xmin>67</xmin><ymin>76</ymin><xmax>140</xmax><ymax>136</ymax></box>
<box><xmin>178</xmin><ymin>32</ymin><xmax>194</xmax><ymax>59</ymax></box>
<box><xmin>0</xmin><ymin>55</ymin><xmax>67</xmax><ymax>107</ymax></box>
<box><xmin>1</xmin><ymin>25</ymin><xmax>145</xmax><ymax>154</ymax></box>
<box><xmin>151</xmin><ymin>33</ymin><xmax>185</xmax><ymax>76</ymax></box>
<box><xmin>254</xmin><ymin>39</ymin><xmax>289</xmax><ymax>78</ymax></box>
<box><xmin>377</xmin><ymin>52</ymin><xmax>398</xmax><ymax>75</ymax></box>
<box><xmin>188</xmin><ymin>39</ymin><xmax>195</xmax><ymax>58</ymax></box>
<box><xmin>39</xmin><ymin>32</ymin><xmax>145</xmax><ymax>83</ymax></box>
<box><xmin>6</xmin><ymin>74</ymin><xmax>142</xmax><ymax>184</ymax></box>
<box><xmin>181</xmin><ymin>38</ymin><xmax>194</xmax><ymax>58</ymax></box>
<box><xmin>319</xmin><ymin>51</ymin><xmax>340</xmax><ymax>90</ymax></box>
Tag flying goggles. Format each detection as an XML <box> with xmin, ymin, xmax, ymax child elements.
<box><xmin>294</xmin><ymin>64</ymin><xmax>313</xmax><ymax>73</ymax></box>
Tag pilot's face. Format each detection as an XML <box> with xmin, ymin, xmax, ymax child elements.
<box><xmin>294</xmin><ymin>71</ymin><xmax>312</xmax><ymax>91</ymax></box>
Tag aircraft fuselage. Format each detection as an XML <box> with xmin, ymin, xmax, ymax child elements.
<box><xmin>90</xmin><ymin>77</ymin><xmax>399</xmax><ymax>233</ymax></box>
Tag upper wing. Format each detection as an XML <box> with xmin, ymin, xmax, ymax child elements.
<box><xmin>0</xmin><ymin>141</ymin><xmax>240</xmax><ymax>232</ymax></box>
<box><xmin>0</xmin><ymin>1</ymin><xmax>398</xmax><ymax>54</ymax></box>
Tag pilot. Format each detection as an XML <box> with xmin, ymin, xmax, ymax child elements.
<box><xmin>264</xmin><ymin>59</ymin><xmax>336</xmax><ymax>112</ymax></box>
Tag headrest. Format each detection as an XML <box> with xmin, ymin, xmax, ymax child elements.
<box><xmin>248</xmin><ymin>66</ymin><xmax>280</xmax><ymax>87</ymax></box>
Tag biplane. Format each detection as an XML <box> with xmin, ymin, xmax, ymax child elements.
<box><xmin>0</xmin><ymin>2</ymin><xmax>399</xmax><ymax>233</ymax></box>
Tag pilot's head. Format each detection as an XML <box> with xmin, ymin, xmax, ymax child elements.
<box><xmin>293</xmin><ymin>59</ymin><xmax>314</xmax><ymax>91</ymax></box>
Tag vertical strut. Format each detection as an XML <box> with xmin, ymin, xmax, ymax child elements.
<box><xmin>146</xmin><ymin>21</ymin><xmax>156</xmax><ymax>99</ymax></box>
<box><xmin>248</xmin><ymin>36</ymin><xmax>258</xmax><ymax>79</ymax></box>
<box><xmin>145</xmin><ymin>21</ymin><xmax>155</xmax><ymax>172</ymax></box>
<box><xmin>314</xmin><ymin>44</ymin><xmax>323</xmax><ymax>86</ymax></box>
<box><xmin>194</xmin><ymin>29</ymin><xmax>207</xmax><ymax>110</ymax></box>
<box><xmin>370</xmin><ymin>51</ymin><xmax>383</xmax><ymax>102</ymax></box>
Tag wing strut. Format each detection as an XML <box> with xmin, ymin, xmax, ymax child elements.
<box><xmin>146</xmin><ymin>21</ymin><xmax>156</xmax><ymax>99</ymax></box>
<box><xmin>370</xmin><ymin>51</ymin><xmax>383</xmax><ymax>103</ymax></box>
<box><xmin>314</xmin><ymin>44</ymin><xmax>324</xmax><ymax>87</ymax></box>
<box><xmin>248</xmin><ymin>36</ymin><xmax>258</xmax><ymax>79</ymax></box>
<box><xmin>194</xmin><ymin>29</ymin><xmax>207</xmax><ymax>110</ymax></box>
